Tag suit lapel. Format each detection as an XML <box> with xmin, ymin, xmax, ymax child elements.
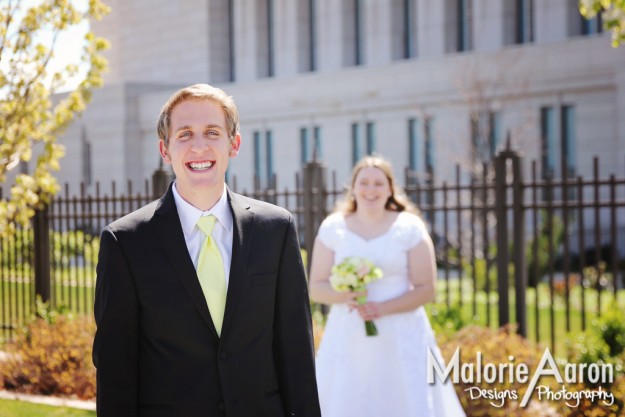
<box><xmin>152</xmin><ymin>185</ymin><xmax>219</xmax><ymax>337</ymax></box>
<box><xmin>222</xmin><ymin>190</ymin><xmax>255</xmax><ymax>334</ymax></box>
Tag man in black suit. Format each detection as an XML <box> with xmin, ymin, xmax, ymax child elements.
<box><xmin>93</xmin><ymin>84</ymin><xmax>321</xmax><ymax>417</ymax></box>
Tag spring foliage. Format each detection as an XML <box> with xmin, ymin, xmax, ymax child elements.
<box><xmin>579</xmin><ymin>0</ymin><xmax>625</xmax><ymax>46</ymax></box>
<box><xmin>0</xmin><ymin>299</ymin><xmax>97</xmax><ymax>399</ymax></box>
<box><xmin>0</xmin><ymin>0</ymin><xmax>109</xmax><ymax>236</ymax></box>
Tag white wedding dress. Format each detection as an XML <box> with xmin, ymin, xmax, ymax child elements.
<box><xmin>315</xmin><ymin>212</ymin><xmax>466</xmax><ymax>417</ymax></box>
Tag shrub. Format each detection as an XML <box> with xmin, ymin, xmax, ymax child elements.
<box><xmin>559</xmin><ymin>304</ymin><xmax>625</xmax><ymax>416</ymax></box>
<box><xmin>427</xmin><ymin>302</ymin><xmax>469</xmax><ymax>339</ymax></box>
<box><xmin>0</xmin><ymin>303</ymin><xmax>96</xmax><ymax>400</ymax></box>
<box><xmin>553</xmin><ymin>375</ymin><xmax>625</xmax><ymax>417</ymax></box>
<box><xmin>594</xmin><ymin>304</ymin><xmax>625</xmax><ymax>358</ymax></box>
<box><xmin>437</xmin><ymin>325</ymin><xmax>557</xmax><ymax>417</ymax></box>
<box><xmin>311</xmin><ymin>307</ymin><xmax>326</xmax><ymax>351</ymax></box>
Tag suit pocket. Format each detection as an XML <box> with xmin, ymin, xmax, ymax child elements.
<box><xmin>250</xmin><ymin>272</ymin><xmax>277</xmax><ymax>287</ymax></box>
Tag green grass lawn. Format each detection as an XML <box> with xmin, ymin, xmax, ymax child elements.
<box><xmin>0</xmin><ymin>399</ymin><xmax>95</xmax><ymax>417</ymax></box>
<box><xmin>1</xmin><ymin>280</ymin><xmax>94</xmax><ymax>317</ymax></box>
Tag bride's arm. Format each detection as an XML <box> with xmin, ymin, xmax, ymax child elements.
<box><xmin>308</xmin><ymin>238</ymin><xmax>358</xmax><ymax>305</ymax></box>
<box><xmin>358</xmin><ymin>234</ymin><xmax>436</xmax><ymax>319</ymax></box>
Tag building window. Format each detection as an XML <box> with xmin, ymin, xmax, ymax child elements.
<box><xmin>300</xmin><ymin>127</ymin><xmax>309</xmax><ymax>164</ymax></box>
<box><xmin>343</xmin><ymin>0</ymin><xmax>364</xmax><ymax>66</ymax></box>
<box><xmin>540</xmin><ymin>105</ymin><xmax>576</xmax><ymax>199</ymax></box>
<box><xmin>265</xmin><ymin>130</ymin><xmax>274</xmax><ymax>186</ymax></box>
<box><xmin>408</xmin><ymin>118</ymin><xmax>420</xmax><ymax>171</ymax></box>
<box><xmin>228</xmin><ymin>0</ymin><xmax>235</xmax><ymax>81</ymax></box>
<box><xmin>515</xmin><ymin>0</ymin><xmax>534</xmax><ymax>44</ymax></box>
<box><xmin>81</xmin><ymin>126</ymin><xmax>92</xmax><ymax>186</ymax></box>
<box><xmin>365</xmin><ymin>122</ymin><xmax>376</xmax><ymax>154</ymax></box>
<box><xmin>392</xmin><ymin>0</ymin><xmax>417</xmax><ymax>60</ymax></box>
<box><xmin>351</xmin><ymin>123</ymin><xmax>361</xmax><ymax>165</ymax></box>
<box><xmin>424</xmin><ymin>118</ymin><xmax>435</xmax><ymax>182</ymax></box>
<box><xmin>567</xmin><ymin>0</ymin><xmax>603</xmax><ymax>37</ymax></box>
<box><xmin>209</xmin><ymin>0</ymin><xmax>235</xmax><ymax>83</ymax></box>
<box><xmin>254</xmin><ymin>131</ymin><xmax>263</xmax><ymax>184</ymax></box>
<box><xmin>423</xmin><ymin>118</ymin><xmax>435</xmax><ymax>219</ymax></box>
<box><xmin>355</xmin><ymin>0</ymin><xmax>364</xmax><ymax>65</ymax></box>
<box><xmin>254</xmin><ymin>130</ymin><xmax>275</xmax><ymax>188</ymax></box>
<box><xmin>257</xmin><ymin>0</ymin><xmax>275</xmax><ymax>78</ymax></box>
<box><xmin>407</xmin><ymin>117</ymin><xmax>435</xmax><ymax>182</ymax></box>
<box><xmin>446</xmin><ymin>0</ymin><xmax>473</xmax><ymax>52</ymax></box>
<box><xmin>581</xmin><ymin>11</ymin><xmax>603</xmax><ymax>35</ymax></box>
<box><xmin>561</xmin><ymin>105</ymin><xmax>576</xmax><ymax>178</ymax></box>
<box><xmin>540</xmin><ymin>107</ymin><xmax>556</xmax><ymax>179</ymax></box>
<box><xmin>313</xmin><ymin>126</ymin><xmax>323</xmax><ymax>160</ymax></box>
<box><xmin>298</xmin><ymin>0</ymin><xmax>316</xmax><ymax>72</ymax></box>
<box><xmin>457</xmin><ymin>0</ymin><xmax>473</xmax><ymax>52</ymax></box>
<box><xmin>300</xmin><ymin>126</ymin><xmax>323</xmax><ymax>163</ymax></box>
<box><xmin>471</xmin><ymin>111</ymin><xmax>501</xmax><ymax>164</ymax></box>
<box><xmin>351</xmin><ymin>121</ymin><xmax>376</xmax><ymax>165</ymax></box>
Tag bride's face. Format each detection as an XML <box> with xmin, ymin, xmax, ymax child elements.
<box><xmin>353</xmin><ymin>167</ymin><xmax>392</xmax><ymax>211</ymax></box>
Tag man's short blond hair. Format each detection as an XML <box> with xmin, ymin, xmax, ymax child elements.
<box><xmin>157</xmin><ymin>84</ymin><xmax>240</xmax><ymax>146</ymax></box>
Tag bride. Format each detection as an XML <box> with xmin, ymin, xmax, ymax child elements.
<box><xmin>309</xmin><ymin>155</ymin><xmax>465</xmax><ymax>417</ymax></box>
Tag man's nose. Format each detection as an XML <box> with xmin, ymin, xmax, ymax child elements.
<box><xmin>190</xmin><ymin>135</ymin><xmax>209</xmax><ymax>151</ymax></box>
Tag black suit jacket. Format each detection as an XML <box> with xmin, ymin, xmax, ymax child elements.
<box><xmin>93</xmin><ymin>185</ymin><xmax>320</xmax><ymax>417</ymax></box>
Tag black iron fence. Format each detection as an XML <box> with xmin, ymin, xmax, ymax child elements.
<box><xmin>1</xmin><ymin>149</ymin><xmax>624</xmax><ymax>354</ymax></box>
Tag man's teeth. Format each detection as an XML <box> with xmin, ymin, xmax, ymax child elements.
<box><xmin>188</xmin><ymin>161</ymin><xmax>213</xmax><ymax>170</ymax></box>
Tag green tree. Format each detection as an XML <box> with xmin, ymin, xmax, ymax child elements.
<box><xmin>579</xmin><ymin>0</ymin><xmax>625</xmax><ymax>46</ymax></box>
<box><xmin>0</xmin><ymin>0</ymin><xmax>109</xmax><ymax>236</ymax></box>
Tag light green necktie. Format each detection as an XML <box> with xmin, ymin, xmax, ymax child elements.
<box><xmin>196</xmin><ymin>215</ymin><xmax>226</xmax><ymax>336</ymax></box>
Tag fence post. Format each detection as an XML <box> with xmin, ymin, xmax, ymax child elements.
<box><xmin>494</xmin><ymin>137</ymin><xmax>527</xmax><ymax>336</ymax></box>
<box><xmin>152</xmin><ymin>164</ymin><xmax>172</xmax><ymax>199</ymax></box>
<box><xmin>303</xmin><ymin>161</ymin><xmax>327</xmax><ymax>274</ymax></box>
<box><xmin>494</xmin><ymin>150</ymin><xmax>510</xmax><ymax>328</ymax></box>
<box><xmin>33</xmin><ymin>206</ymin><xmax>51</xmax><ymax>303</ymax></box>
<box><xmin>511</xmin><ymin>147</ymin><xmax>526</xmax><ymax>338</ymax></box>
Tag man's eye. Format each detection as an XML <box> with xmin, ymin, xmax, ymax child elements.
<box><xmin>179</xmin><ymin>131</ymin><xmax>191</xmax><ymax>138</ymax></box>
<box><xmin>206</xmin><ymin>130</ymin><xmax>219</xmax><ymax>136</ymax></box>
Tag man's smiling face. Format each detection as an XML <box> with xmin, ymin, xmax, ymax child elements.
<box><xmin>159</xmin><ymin>99</ymin><xmax>240</xmax><ymax>207</ymax></box>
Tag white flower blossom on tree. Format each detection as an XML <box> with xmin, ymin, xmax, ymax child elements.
<box><xmin>579</xmin><ymin>0</ymin><xmax>625</xmax><ymax>47</ymax></box>
<box><xmin>0</xmin><ymin>0</ymin><xmax>110</xmax><ymax>236</ymax></box>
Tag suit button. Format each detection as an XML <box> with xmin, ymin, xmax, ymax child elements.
<box><xmin>218</xmin><ymin>402</ymin><xmax>225</xmax><ymax>411</ymax></box>
<box><xmin>220</xmin><ymin>350</ymin><xmax>227</xmax><ymax>360</ymax></box>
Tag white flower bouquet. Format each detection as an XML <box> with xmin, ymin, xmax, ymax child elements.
<box><xmin>329</xmin><ymin>256</ymin><xmax>383</xmax><ymax>336</ymax></box>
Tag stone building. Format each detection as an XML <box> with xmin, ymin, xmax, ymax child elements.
<box><xmin>58</xmin><ymin>0</ymin><xmax>624</xmax><ymax>196</ymax></box>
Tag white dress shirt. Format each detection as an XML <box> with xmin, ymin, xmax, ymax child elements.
<box><xmin>172</xmin><ymin>183</ymin><xmax>233</xmax><ymax>287</ymax></box>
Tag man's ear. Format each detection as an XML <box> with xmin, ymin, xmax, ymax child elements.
<box><xmin>159</xmin><ymin>140</ymin><xmax>171</xmax><ymax>164</ymax></box>
<box><xmin>229</xmin><ymin>134</ymin><xmax>241</xmax><ymax>157</ymax></box>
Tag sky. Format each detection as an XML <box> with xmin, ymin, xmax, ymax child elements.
<box><xmin>3</xmin><ymin>0</ymin><xmax>92</xmax><ymax>92</ymax></box>
<box><xmin>48</xmin><ymin>18</ymin><xmax>90</xmax><ymax>92</ymax></box>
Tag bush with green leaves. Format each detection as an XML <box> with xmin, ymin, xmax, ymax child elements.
<box><xmin>558</xmin><ymin>302</ymin><xmax>625</xmax><ymax>415</ymax></box>
<box><xmin>437</xmin><ymin>325</ymin><xmax>557</xmax><ymax>416</ymax></box>
<box><xmin>0</xmin><ymin>298</ymin><xmax>96</xmax><ymax>399</ymax></box>
<box><xmin>427</xmin><ymin>302</ymin><xmax>469</xmax><ymax>337</ymax></box>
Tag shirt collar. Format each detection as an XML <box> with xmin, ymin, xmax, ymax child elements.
<box><xmin>172</xmin><ymin>183</ymin><xmax>233</xmax><ymax>237</ymax></box>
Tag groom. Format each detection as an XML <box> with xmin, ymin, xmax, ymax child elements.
<box><xmin>93</xmin><ymin>84</ymin><xmax>321</xmax><ymax>417</ymax></box>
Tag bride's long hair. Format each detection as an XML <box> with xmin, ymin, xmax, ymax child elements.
<box><xmin>335</xmin><ymin>155</ymin><xmax>420</xmax><ymax>215</ymax></box>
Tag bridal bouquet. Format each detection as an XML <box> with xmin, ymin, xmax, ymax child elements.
<box><xmin>330</xmin><ymin>256</ymin><xmax>383</xmax><ymax>336</ymax></box>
